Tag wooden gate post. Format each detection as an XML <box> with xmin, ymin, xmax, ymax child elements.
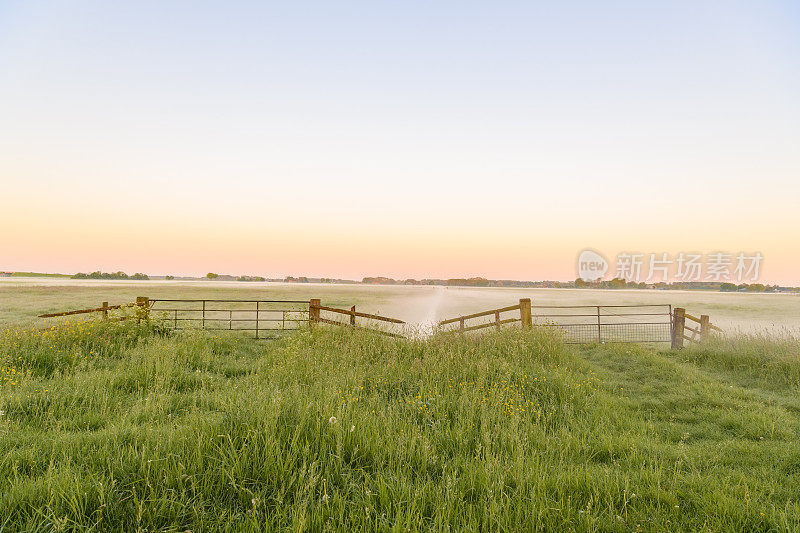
<box><xmin>102</xmin><ymin>301</ymin><xmax>108</xmax><ymax>320</ymax></box>
<box><xmin>350</xmin><ymin>306</ymin><xmax>356</xmax><ymax>326</ymax></box>
<box><xmin>309</xmin><ymin>299</ymin><xmax>321</xmax><ymax>327</ymax></box>
<box><xmin>699</xmin><ymin>315</ymin><xmax>710</xmax><ymax>342</ymax></box>
<box><xmin>136</xmin><ymin>297</ymin><xmax>149</xmax><ymax>322</ymax></box>
<box><xmin>671</xmin><ymin>307</ymin><xmax>685</xmax><ymax>349</ymax></box>
<box><xmin>520</xmin><ymin>298</ymin><xmax>532</xmax><ymax>329</ymax></box>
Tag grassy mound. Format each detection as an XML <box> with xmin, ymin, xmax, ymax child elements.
<box><xmin>1</xmin><ymin>322</ymin><xmax>799</xmax><ymax>531</ymax></box>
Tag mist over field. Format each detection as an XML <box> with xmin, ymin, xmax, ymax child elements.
<box><xmin>3</xmin><ymin>278</ymin><xmax>800</xmax><ymax>335</ymax></box>
<box><xmin>2</xmin><ymin>0</ymin><xmax>800</xmax><ymax>530</ymax></box>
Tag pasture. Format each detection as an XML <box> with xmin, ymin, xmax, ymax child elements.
<box><xmin>2</xmin><ymin>278</ymin><xmax>800</xmax><ymax>334</ymax></box>
<box><xmin>2</xmin><ymin>278</ymin><xmax>800</xmax><ymax>530</ymax></box>
<box><xmin>1</xmin><ymin>317</ymin><xmax>799</xmax><ymax>530</ymax></box>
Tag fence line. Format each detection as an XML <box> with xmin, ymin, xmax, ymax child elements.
<box><xmin>147</xmin><ymin>298</ymin><xmax>311</xmax><ymax>339</ymax></box>
<box><xmin>38</xmin><ymin>297</ymin><xmax>407</xmax><ymax>340</ymax></box>
<box><xmin>36</xmin><ymin>296</ymin><xmax>721</xmax><ymax>347</ymax></box>
<box><xmin>38</xmin><ymin>302</ymin><xmax>140</xmax><ymax>318</ymax></box>
<box><xmin>438</xmin><ymin>300</ymin><xmax>721</xmax><ymax>347</ymax></box>
<box><xmin>670</xmin><ymin>308</ymin><xmax>722</xmax><ymax>349</ymax></box>
<box><xmin>309</xmin><ymin>299</ymin><xmax>405</xmax><ymax>337</ymax></box>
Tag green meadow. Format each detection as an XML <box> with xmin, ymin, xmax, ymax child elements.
<box><xmin>1</xmin><ymin>312</ymin><xmax>799</xmax><ymax>531</ymax></box>
<box><xmin>2</xmin><ymin>278</ymin><xmax>800</xmax><ymax>333</ymax></box>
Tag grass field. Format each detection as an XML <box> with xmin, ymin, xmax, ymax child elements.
<box><xmin>1</xmin><ymin>311</ymin><xmax>800</xmax><ymax>530</ymax></box>
<box><xmin>2</xmin><ymin>279</ymin><xmax>800</xmax><ymax>529</ymax></box>
<box><xmin>3</xmin><ymin>278</ymin><xmax>800</xmax><ymax>334</ymax></box>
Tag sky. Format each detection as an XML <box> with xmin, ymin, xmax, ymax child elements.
<box><xmin>1</xmin><ymin>1</ymin><xmax>799</xmax><ymax>284</ymax></box>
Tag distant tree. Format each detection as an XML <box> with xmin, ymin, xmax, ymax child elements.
<box><xmin>362</xmin><ymin>277</ymin><xmax>397</xmax><ymax>285</ymax></box>
<box><xmin>447</xmin><ymin>277</ymin><xmax>490</xmax><ymax>287</ymax></box>
<box><xmin>130</xmin><ymin>273</ymin><xmax>149</xmax><ymax>280</ymax></box>
<box><xmin>165</xmin><ymin>275</ymin><xmax>175</xmax><ymax>280</ymax></box>
<box><xmin>720</xmin><ymin>282</ymin><xmax>737</xmax><ymax>292</ymax></box>
<box><xmin>236</xmin><ymin>275</ymin><xmax>267</xmax><ymax>282</ymax></box>
<box><xmin>608</xmin><ymin>277</ymin><xmax>627</xmax><ymax>289</ymax></box>
<box><xmin>72</xmin><ymin>271</ymin><xmax>133</xmax><ymax>280</ymax></box>
<box><xmin>747</xmin><ymin>283</ymin><xmax>766</xmax><ymax>292</ymax></box>
<box><xmin>206</xmin><ymin>273</ymin><xmax>219</xmax><ymax>280</ymax></box>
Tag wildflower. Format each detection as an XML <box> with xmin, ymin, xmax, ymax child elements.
<box><xmin>350</xmin><ymin>425</ymin><xmax>355</xmax><ymax>432</ymax></box>
<box><xmin>329</xmin><ymin>416</ymin><xmax>337</xmax><ymax>425</ymax></box>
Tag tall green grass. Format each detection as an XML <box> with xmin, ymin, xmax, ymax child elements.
<box><xmin>1</xmin><ymin>321</ymin><xmax>799</xmax><ymax>531</ymax></box>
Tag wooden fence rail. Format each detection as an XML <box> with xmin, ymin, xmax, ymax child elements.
<box><xmin>439</xmin><ymin>299</ymin><xmax>531</xmax><ymax>333</ymax></box>
<box><xmin>38</xmin><ymin>302</ymin><xmax>141</xmax><ymax>319</ymax></box>
<box><xmin>311</xmin><ymin>304</ymin><xmax>405</xmax><ymax>324</ymax></box>
<box><xmin>309</xmin><ymin>300</ymin><xmax>405</xmax><ymax>338</ymax></box>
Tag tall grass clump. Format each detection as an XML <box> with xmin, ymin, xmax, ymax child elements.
<box><xmin>677</xmin><ymin>332</ymin><xmax>800</xmax><ymax>391</ymax></box>
<box><xmin>0</xmin><ymin>318</ymin><xmax>158</xmax><ymax>378</ymax></box>
<box><xmin>1</xmin><ymin>322</ymin><xmax>799</xmax><ymax>531</ymax></box>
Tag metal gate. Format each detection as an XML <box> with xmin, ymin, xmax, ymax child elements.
<box><xmin>533</xmin><ymin>304</ymin><xmax>673</xmax><ymax>343</ymax></box>
<box><xmin>148</xmin><ymin>299</ymin><xmax>310</xmax><ymax>339</ymax></box>
<box><xmin>439</xmin><ymin>300</ymin><xmax>674</xmax><ymax>344</ymax></box>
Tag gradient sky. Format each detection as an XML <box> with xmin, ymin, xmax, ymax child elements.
<box><xmin>1</xmin><ymin>1</ymin><xmax>799</xmax><ymax>283</ymax></box>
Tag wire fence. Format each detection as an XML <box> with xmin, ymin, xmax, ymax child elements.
<box><xmin>38</xmin><ymin>297</ymin><xmax>695</xmax><ymax>346</ymax></box>
<box><xmin>533</xmin><ymin>304</ymin><xmax>673</xmax><ymax>343</ymax></box>
<box><xmin>148</xmin><ymin>299</ymin><xmax>310</xmax><ymax>339</ymax></box>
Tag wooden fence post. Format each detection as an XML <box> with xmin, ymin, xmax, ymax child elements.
<box><xmin>309</xmin><ymin>299</ymin><xmax>321</xmax><ymax>327</ymax></box>
<box><xmin>520</xmin><ymin>298</ymin><xmax>532</xmax><ymax>329</ymax></box>
<box><xmin>102</xmin><ymin>301</ymin><xmax>108</xmax><ymax>320</ymax></box>
<box><xmin>136</xmin><ymin>297</ymin><xmax>149</xmax><ymax>322</ymax></box>
<box><xmin>350</xmin><ymin>305</ymin><xmax>356</xmax><ymax>327</ymax></box>
<box><xmin>671</xmin><ymin>307</ymin><xmax>685</xmax><ymax>349</ymax></box>
<box><xmin>699</xmin><ymin>315</ymin><xmax>710</xmax><ymax>342</ymax></box>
